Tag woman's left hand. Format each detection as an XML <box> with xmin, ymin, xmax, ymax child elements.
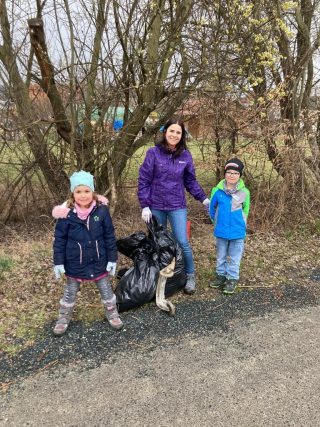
<box><xmin>202</xmin><ymin>198</ymin><xmax>210</xmax><ymax>211</ymax></box>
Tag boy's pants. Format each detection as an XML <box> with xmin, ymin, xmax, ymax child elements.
<box><xmin>215</xmin><ymin>237</ymin><xmax>244</xmax><ymax>280</ymax></box>
<box><xmin>60</xmin><ymin>276</ymin><xmax>115</xmax><ymax>306</ymax></box>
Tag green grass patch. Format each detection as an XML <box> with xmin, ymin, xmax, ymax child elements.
<box><xmin>0</xmin><ymin>310</ymin><xmax>48</xmax><ymax>355</ymax></box>
<box><xmin>313</xmin><ymin>219</ymin><xmax>320</xmax><ymax>236</ymax></box>
<box><xmin>0</xmin><ymin>256</ymin><xmax>14</xmax><ymax>278</ymax></box>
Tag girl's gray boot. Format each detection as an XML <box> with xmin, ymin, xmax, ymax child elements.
<box><xmin>184</xmin><ymin>273</ymin><xmax>196</xmax><ymax>294</ymax></box>
<box><xmin>53</xmin><ymin>302</ymin><xmax>74</xmax><ymax>336</ymax></box>
<box><xmin>103</xmin><ymin>296</ymin><xmax>123</xmax><ymax>330</ymax></box>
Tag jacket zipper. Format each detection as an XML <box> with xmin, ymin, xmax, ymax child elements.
<box><xmin>77</xmin><ymin>242</ymin><xmax>83</xmax><ymax>264</ymax></box>
<box><xmin>96</xmin><ymin>240</ymin><xmax>100</xmax><ymax>259</ymax></box>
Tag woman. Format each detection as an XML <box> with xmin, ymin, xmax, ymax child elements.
<box><xmin>138</xmin><ymin>117</ymin><xmax>210</xmax><ymax>294</ymax></box>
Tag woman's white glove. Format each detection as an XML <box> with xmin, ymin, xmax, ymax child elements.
<box><xmin>142</xmin><ymin>207</ymin><xmax>152</xmax><ymax>223</ymax></box>
<box><xmin>106</xmin><ymin>261</ymin><xmax>117</xmax><ymax>276</ymax></box>
<box><xmin>202</xmin><ymin>198</ymin><xmax>210</xmax><ymax>211</ymax></box>
<box><xmin>54</xmin><ymin>264</ymin><xmax>65</xmax><ymax>279</ymax></box>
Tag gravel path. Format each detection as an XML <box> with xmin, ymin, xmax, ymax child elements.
<box><xmin>0</xmin><ymin>282</ymin><xmax>319</xmax><ymax>386</ymax></box>
<box><xmin>0</xmin><ymin>282</ymin><xmax>320</xmax><ymax>426</ymax></box>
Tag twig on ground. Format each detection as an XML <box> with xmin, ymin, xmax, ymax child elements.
<box><xmin>0</xmin><ymin>381</ymin><xmax>14</xmax><ymax>393</ymax></box>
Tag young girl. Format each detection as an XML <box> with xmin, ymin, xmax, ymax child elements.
<box><xmin>208</xmin><ymin>158</ymin><xmax>250</xmax><ymax>294</ymax></box>
<box><xmin>53</xmin><ymin>170</ymin><xmax>123</xmax><ymax>335</ymax></box>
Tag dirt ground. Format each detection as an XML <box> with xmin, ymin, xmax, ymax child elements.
<box><xmin>1</xmin><ymin>211</ymin><xmax>320</xmax><ymax>356</ymax></box>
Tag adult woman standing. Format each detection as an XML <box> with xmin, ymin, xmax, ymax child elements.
<box><xmin>138</xmin><ymin>118</ymin><xmax>210</xmax><ymax>294</ymax></box>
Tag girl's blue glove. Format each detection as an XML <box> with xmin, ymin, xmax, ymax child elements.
<box><xmin>106</xmin><ymin>262</ymin><xmax>117</xmax><ymax>276</ymax></box>
<box><xmin>54</xmin><ymin>264</ymin><xmax>65</xmax><ymax>279</ymax></box>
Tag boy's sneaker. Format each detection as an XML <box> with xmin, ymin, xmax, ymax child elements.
<box><xmin>223</xmin><ymin>279</ymin><xmax>238</xmax><ymax>294</ymax></box>
<box><xmin>209</xmin><ymin>274</ymin><xmax>226</xmax><ymax>289</ymax></box>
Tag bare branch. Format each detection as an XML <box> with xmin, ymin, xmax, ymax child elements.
<box><xmin>28</xmin><ymin>18</ymin><xmax>72</xmax><ymax>143</ymax></box>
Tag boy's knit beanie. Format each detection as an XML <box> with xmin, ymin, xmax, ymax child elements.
<box><xmin>224</xmin><ymin>158</ymin><xmax>244</xmax><ymax>176</ymax></box>
<box><xmin>70</xmin><ymin>170</ymin><xmax>95</xmax><ymax>192</ymax></box>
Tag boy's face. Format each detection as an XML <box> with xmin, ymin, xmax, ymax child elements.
<box><xmin>73</xmin><ymin>185</ymin><xmax>93</xmax><ymax>208</ymax></box>
<box><xmin>225</xmin><ymin>170</ymin><xmax>240</xmax><ymax>186</ymax></box>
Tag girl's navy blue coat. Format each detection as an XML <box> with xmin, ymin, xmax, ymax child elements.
<box><xmin>53</xmin><ymin>204</ymin><xmax>118</xmax><ymax>280</ymax></box>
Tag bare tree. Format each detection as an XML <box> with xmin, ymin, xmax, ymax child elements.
<box><xmin>1</xmin><ymin>0</ymin><xmax>207</xmax><ymax>220</ymax></box>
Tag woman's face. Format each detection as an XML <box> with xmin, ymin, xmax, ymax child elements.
<box><xmin>73</xmin><ymin>185</ymin><xmax>93</xmax><ymax>208</ymax></box>
<box><xmin>165</xmin><ymin>123</ymin><xmax>182</xmax><ymax>149</ymax></box>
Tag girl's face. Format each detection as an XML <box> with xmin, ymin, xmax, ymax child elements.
<box><xmin>225</xmin><ymin>170</ymin><xmax>240</xmax><ymax>187</ymax></box>
<box><xmin>165</xmin><ymin>123</ymin><xmax>182</xmax><ymax>149</ymax></box>
<box><xmin>73</xmin><ymin>185</ymin><xmax>93</xmax><ymax>208</ymax></box>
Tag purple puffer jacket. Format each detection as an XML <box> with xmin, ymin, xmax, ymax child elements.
<box><xmin>138</xmin><ymin>144</ymin><xmax>207</xmax><ymax>210</ymax></box>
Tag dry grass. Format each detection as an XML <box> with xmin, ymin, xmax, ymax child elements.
<box><xmin>1</xmin><ymin>200</ymin><xmax>320</xmax><ymax>356</ymax></box>
<box><xmin>1</xmin><ymin>143</ymin><xmax>320</xmax><ymax>355</ymax></box>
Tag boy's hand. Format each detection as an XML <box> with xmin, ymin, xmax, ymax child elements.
<box><xmin>106</xmin><ymin>262</ymin><xmax>117</xmax><ymax>276</ymax></box>
<box><xmin>54</xmin><ymin>264</ymin><xmax>65</xmax><ymax>279</ymax></box>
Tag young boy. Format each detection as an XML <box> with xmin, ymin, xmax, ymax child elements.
<box><xmin>208</xmin><ymin>158</ymin><xmax>250</xmax><ymax>294</ymax></box>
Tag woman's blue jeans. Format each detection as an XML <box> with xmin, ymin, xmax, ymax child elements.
<box><xmin>215</xmin><ymin>237</ymin><xmax>244</xmax><ymax>280</ymax></box>
<box><xmin>151</xmin><ymin>208</ymin><xmax>194</xmax><ymax>274</ymax></box>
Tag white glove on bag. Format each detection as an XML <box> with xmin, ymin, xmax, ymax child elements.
<box><xmin>142</xmin><ymin>207</ymin><xmax>152</xmax><ymax>223</ymax></box>
<box><xmin>54</xmin><ymin>264</ymin><xmax>65</xmax><ymax>279</ymax></box>
<box><xmin>106</xmin><ymin>261</ymin><xmax>117</xmax><ymax>276</ymax></box>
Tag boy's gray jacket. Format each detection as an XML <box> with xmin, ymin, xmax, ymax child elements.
<box><xmin>209</xmin><ymin>179</ymin><xmax>250</xmax><ymax>240</ymax></box>
<box><xmin>53</xmin><ymin>204</ymin><xmax>117</xmax><ymax>279</ymax></box>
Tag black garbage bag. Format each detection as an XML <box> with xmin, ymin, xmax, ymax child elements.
<box><xmin>116</xmin><ymin>231</ymin><xmax>153</xmax><ymax>259</ymax></box>
<box><xmin>115</xmin><ymin>249</ymin><xmax>159</xmax><ymax>311</ymax></box>
<box><xmin>146</xmin><ymin>218</ymin><xmax>186</xmax><ymax>297</ymax></box>
<box><xmin>115</xmin><ymin>217</ymin><xmax>186</xmax><ymax>311</ymax></box>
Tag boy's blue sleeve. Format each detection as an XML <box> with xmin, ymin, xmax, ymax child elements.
<box><xmin>209</xmin><ymin>187</ymin><xmax>218</xmax><ymax>220</ymax></box>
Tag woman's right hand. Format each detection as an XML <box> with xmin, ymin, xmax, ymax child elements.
<box><xmin>141</xmin><ymin>207</ymin><xmax>152</xmax><ymax>223</ymax></box>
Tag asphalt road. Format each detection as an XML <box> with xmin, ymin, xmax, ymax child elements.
<box><xmin>1</xmin><ymin>285</ymin><xmax>320</xmax><ymax>426</ymax></box>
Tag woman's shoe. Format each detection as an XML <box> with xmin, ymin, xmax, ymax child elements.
<box><xmin>184</xmin><ymin>273</ymin><xmax>196</xmax><ymax>294</ymax></box>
